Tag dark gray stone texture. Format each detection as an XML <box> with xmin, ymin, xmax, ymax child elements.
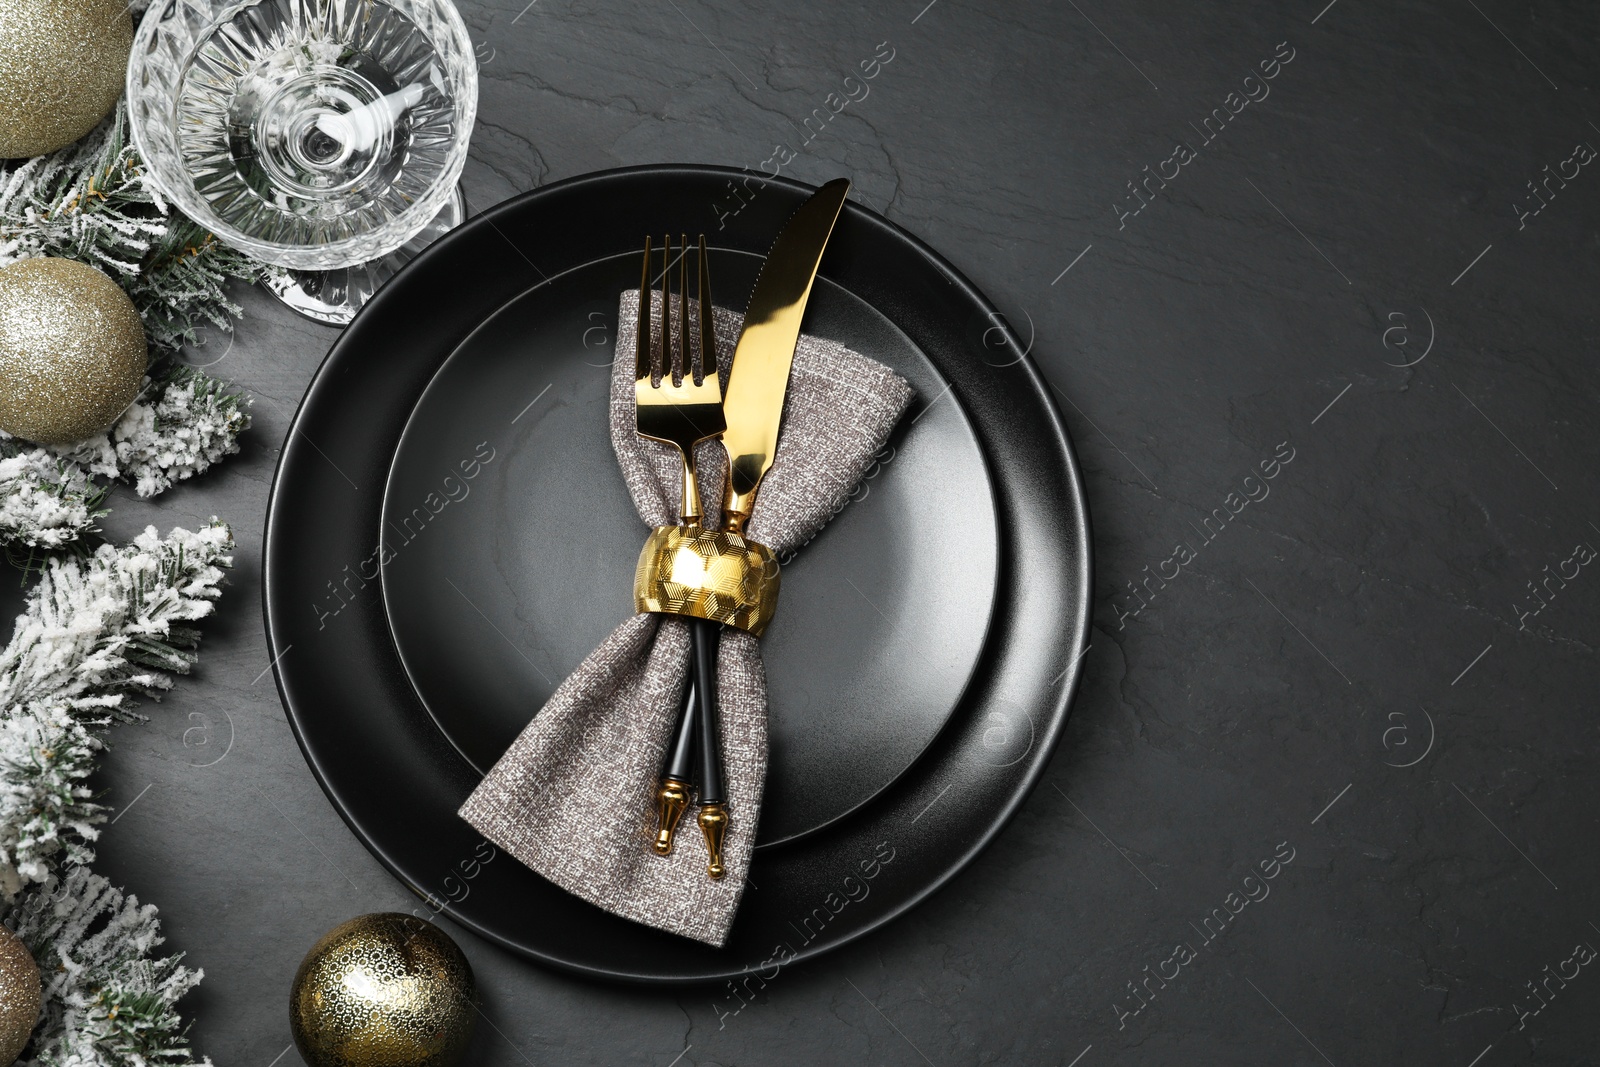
<box><xmin>75</xmin><ymin>0</ymin><xmax>1599</xmax><ymax>1064</ymax></box>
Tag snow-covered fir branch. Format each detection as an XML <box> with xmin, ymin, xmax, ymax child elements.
<box><xmin>0</xmin><ymin>104</ymin><xmax>260</xmax><ymax>356</ymax></box>
<box><xmin>51</xmin><ymin>363</ymin><xmax>252</xmax><ymax>500</ymax></box>
<box><xmin>0</xmin><ymin>525</ymin><xmax>231</xmax><ymax>1067</ymax></box>
<box><xmin>0</xmin><ymin>446</ymin><xmax>106</xmax><ymax>554</ymax></box>
<box><xmin>0</xmin><ymin>102</ymin><xmax>257</xmax><ymax>514</ymax></box>
<box><xmin>0</xmin><ymin>110</ymin><xmax>162</xmax><ymax>280</ymax></box>
<box><xmin>0</xmin><ymin>708</ymin><xmax>101</xmax><ymax>895</ymax></box>
<box><xmin>9</xmin><ymin>867</ymin><xmax>208</xmax><ymax>1067</ymax></box>
<box><xmin>0</xmin><ymin>8</ymin><xmax>251</xmax><ymax>1056</ymax></box>
<box><xmin>0</xmin><ymin>524</ymin><xmax>233</xmax><ymax>896</ymax></box>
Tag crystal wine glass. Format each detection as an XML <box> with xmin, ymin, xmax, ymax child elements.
<box><xmin>127</xmin><ymin>0</ymin><xmax>478</xmax><ymax>324</ymax></box>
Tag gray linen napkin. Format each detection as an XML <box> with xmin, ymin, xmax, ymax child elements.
<box><xmin>459</xmin><ymin>289</ymin><xmax>913</xmax><ymax>945</ymax></box>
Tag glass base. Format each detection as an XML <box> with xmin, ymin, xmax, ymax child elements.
<box><xmin>262</xmin><ymin>184</ymin><xmax>468</xmax><ymax>326</ymax></box>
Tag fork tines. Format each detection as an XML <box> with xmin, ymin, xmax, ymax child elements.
<box><xmin>636</xmin><ymin>234</ymin><xmax>716</xmax><ymax>385</ymax></box>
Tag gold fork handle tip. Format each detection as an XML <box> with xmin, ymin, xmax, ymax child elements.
<box><xmin>653</xmin><ymin>777</ymin><xmax>692</xmax><ymax>856</ymax></box>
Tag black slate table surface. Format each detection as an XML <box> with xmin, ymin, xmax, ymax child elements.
<box><xmin>74</xmin><ymin>1</ymin><xmax>1599</xmax><ymax>1064</ymax></box>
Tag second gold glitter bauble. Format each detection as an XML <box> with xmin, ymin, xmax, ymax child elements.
<box><xmin>0</xmin><ymin>925</ymin><xmax>40</xmax><ymax>1067</ymax></box>
<box><xmin>0</xmin><ymin>0</ymin><xmax>133</xmax><ymax>158</ymax></box>
<box><xmin>290</xmin><ymin>914</ymin><xmax>477</xmax><ymax>1067</ymax></box>
<box><xmin>0</xmin><ymin>257</ymin><xmax>147</xmax><ymax>445</ymax></box>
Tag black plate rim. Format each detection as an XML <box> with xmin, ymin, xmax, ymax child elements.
<box><xmin>262</xmin><ymin>163</ymin><xmax>1093</xmax><ymax>983</ymax></box>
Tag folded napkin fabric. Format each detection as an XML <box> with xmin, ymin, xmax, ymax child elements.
<box><xmin>459</xmin><ymin>288</ymin><xmax>913</xmax><ymax>945</ymax></box>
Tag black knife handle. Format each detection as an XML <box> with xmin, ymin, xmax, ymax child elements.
<box><xmin>691</xmin><ymin>618</ymin><xmax>728</xmax><ymax>878</ymax></box>
<box><xmin>691</xmin><ymin>619</ymin><xmax>723</xmax><ymax>804</ymax></box>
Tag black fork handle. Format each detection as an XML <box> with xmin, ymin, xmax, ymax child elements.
<box><xmin>662</xmin><ymin>664</ymin><xmax>699</xmax><ymax>784</ymax></box>
<box><xmin>690</xmin><ymin>619</ymin><xmax>724</xmax><ymax>803</ymax></box>
<box><xmin>652</xmin><ymin>622</ymin><xmax>703</xmax><ymax>857</ymax></box>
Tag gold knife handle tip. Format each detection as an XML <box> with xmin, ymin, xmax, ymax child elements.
<box><xmin>697</xmin><ymin>802</ymin><xmax>729</xmax><ymax>879</ymax></box>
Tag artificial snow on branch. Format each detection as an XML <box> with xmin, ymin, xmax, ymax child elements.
<box><xmin>0</xmin><ymin>11</ymin><xmax>255</xmax><ymax>1058</ymax></box>
<box><xmin>0</xmin><ymin>103</ymin><xmax>258</xmax><ymax>517</ymax></box>
<box><xmin>0</xmin><ymin>524</ymin><xmax>231</xmax><ymax>1067</ymax></box>
<box><xmin>9</xmin><ymin>867</ymin><xmax>207</xmax><ymax>1067</ymax></box>
<box><xmin>50</xmin><ymin>364</ymin><xmax>253</xmax><ymax>501</ymax></box>
<box><xmin>0</xmin><ymin>106</ymin><xmax>258</xmax><ymax>354</ymax></box>
<box><xmin>0</xmin><ymin>523</ymin><xmax>232</xmax><ymax>895</ymax></box>
<box><xmin>0</xmin><ymin>446</ymin><xmax>106</xmax><ymax>556</ymax></box>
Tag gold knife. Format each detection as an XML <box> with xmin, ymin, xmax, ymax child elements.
<box><xmin>719</xmin><ymin>177</ymin><xmax>852</xmax><ymax>534</ymax></box>
<box><xmin>688</xmin><ymin>177</ymin><xmax>851</xmax><ymax>879</ymax></box>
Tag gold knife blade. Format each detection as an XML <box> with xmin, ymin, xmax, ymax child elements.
<box><xmin>719</xmin><ymin>177</ymin><xmax>852</xmax><ymax>532</ymax></box>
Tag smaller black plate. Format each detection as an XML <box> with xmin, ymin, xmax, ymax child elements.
<box><xmin>380</xmin><ymin>248</ymin><xmax>1000</xmax><ymax>846</ymax></box>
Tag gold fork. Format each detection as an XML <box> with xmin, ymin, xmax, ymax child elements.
<box><xmin>635</xmin><ymin>234</ymin><xmax>723</xmax><ymax>523</ymax></box>
<box><xmin>636</xmin><ymin>235</ymin><xmax>728</xmax><ymax>872</ymax></box>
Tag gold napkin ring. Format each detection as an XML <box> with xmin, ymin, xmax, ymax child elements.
<box><xmin>634</xmin><ymin>524</ymin><xmax>781</xmax><ymax>636</ymax></box>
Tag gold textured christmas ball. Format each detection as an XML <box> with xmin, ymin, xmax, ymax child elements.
<box><xmin>0</xmin><ymin>257</ymin><xmax>146</xmax><ymax>444</ymax></box>
<box><xmin>0</xmin><ymin>925</ymin><xmax>40</xmax><ymax>1067</ymax></box>
<box><xmin>290</xmin><ymin>914</ymin><xmax>477</xmax><ymax>1067</ymax></box>
<box><xmin>0</xmin><ymin>0</ymin><xmax>132</xmax><ymax>158</ymax></box>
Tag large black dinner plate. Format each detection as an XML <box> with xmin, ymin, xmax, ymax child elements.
<box><xmin>264</xmin><ymin>166</ymin><xmax>1092</xmax><ymax>983</ymax></box>
<box><xmin>380</xmin><ymin>248</ymin><xmax>1000</xmax><ymax>847</ymax></box>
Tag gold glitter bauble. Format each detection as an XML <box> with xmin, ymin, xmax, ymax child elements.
<box><xmin>0</xmin><ymin>925</ymin><xmax>40</xmax><ymax>1067</ymax></box>
<box><xmin>0</xmin><ymin>0</ymin><xmax>131</xmax><ymax>158</ymax></box>
<box><xmin>0</xmin><ymin>257</ymin><xmax>146</xmax><ymax>444</ymax></box>
<box><xmin>290</xmin><ymin>914</ymin><xmax>477</xmax><ymax>1067</ymax></box>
